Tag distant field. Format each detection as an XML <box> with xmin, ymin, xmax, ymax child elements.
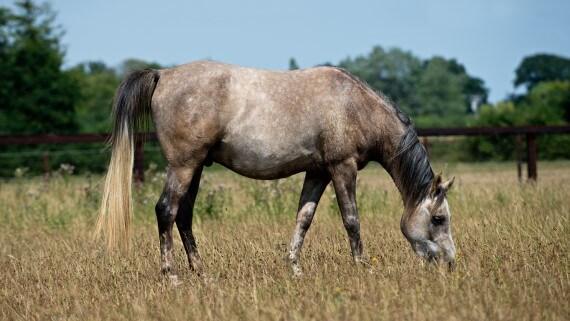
<box><xmin>1</xmin><ymin>162</ymin><xmax>568</xmax><ymax>320</ymax></box>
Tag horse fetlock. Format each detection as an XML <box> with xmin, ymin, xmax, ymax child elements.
<box><xmin>160</xmin><ymin>246</ymin><xmax>177</xmax><ymax>275</ymax></box>
<box><xmin>161</xmin><ymin>263</ymin><xmax>177</xmax><ymax>276</ymax></box>
<box><xmin>188</xmin><ymin>252</ymin><xmax>204</xmax><ymax>273</ymax></box>
<box><xmin>350</xmin><ymin>242</ymin><xmax>364</xmax><ymax>260</ymax></box>
<box><xmin>285</xmin><ymin>250</ymin><xmax>298</xmax><ymax>264</ymax></box>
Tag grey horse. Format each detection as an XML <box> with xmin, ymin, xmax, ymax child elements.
<box><xmin>96</xmin><ymin>60</ymin><xmax>456</xmax><ymax>281</ymax></box>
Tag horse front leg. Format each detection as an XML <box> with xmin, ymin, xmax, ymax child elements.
<box><xmin>330</xmin><ymin>159</ymin><xmax>365</xmax><ymax>264</ymax></box>
<box><xmin>175</xmin><ymin>165</ymin><xmax>204</xmax><ymax>274</ymax></box>
<box><xmin>155</xmin><ymin>166</ymin><xmax>196</xmax><ymax>284</ymax></box>
<box><xmin>287</xmin><ymin>171</ymin><xmax>330</xmax><ymax>276</ymax></box>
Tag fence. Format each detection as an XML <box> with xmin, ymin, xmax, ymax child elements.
<box><xmin>1</xmin><ymin>125</ymin><xmax>570</xmax><ymax>181</ymax></box>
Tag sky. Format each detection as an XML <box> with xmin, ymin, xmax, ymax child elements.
<box><xmin>34</xmin><ymin>0</ymin><xmax>570</xmax><ymax>102</ymax></box>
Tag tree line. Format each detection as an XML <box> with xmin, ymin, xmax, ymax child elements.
<box><xmin>1</xmin><ymin>0</ymin><xmax>569</xmax><ymax>176</ymax></box>
<box><xmin>326</xmin><ymin>49</ymin><xmax>570</xmax><ymax>160</ymax></box>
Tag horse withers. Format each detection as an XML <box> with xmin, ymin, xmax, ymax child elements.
<box><xmin>95</xmin><ymin>60</ymin><xmax>456</xmax><ymax>281</ymax></box>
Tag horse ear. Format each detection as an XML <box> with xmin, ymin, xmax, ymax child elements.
<box><xmin>441</xmin><ymin>176</ymin><xmax>455</xmax><ymax>192</ymax></box>
<box><xmin>431</xmin><ymin>172</ymin><xmax>442</xmax><ymax>195</ymax></box>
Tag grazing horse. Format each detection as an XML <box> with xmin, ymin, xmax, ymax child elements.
<box><xmin>96</xmin><ymin>60</ymin><xmax>456</xmax><ymax>280</ymax></box>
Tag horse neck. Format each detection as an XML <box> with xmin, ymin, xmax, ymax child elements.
<box><xmin>375</xmin><ymin>122</ymin><xmax>434</xmax><ymax>209</ymax></box>
<box><xmin>349</xmin><ymin>82</ymin><xmax>434</xmax><ymax>208</ymax></box>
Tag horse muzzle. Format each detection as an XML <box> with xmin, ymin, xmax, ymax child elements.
<box><xmin>411</xmin><ymin>238</ymin><xmax>456</xmax><ymax>269</ymax></box>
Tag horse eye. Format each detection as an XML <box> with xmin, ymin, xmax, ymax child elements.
<box><xmin>431</xmin><ymin>215</ymin><xmax>445</xmax><ymax>225</ymax></box>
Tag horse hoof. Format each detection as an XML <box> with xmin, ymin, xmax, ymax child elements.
<box><xmin>169</xmin><ymin>275</ymin><xmax>181</xmax><ymax>287</ymax></box>
<box><xmin>291</xmin><ymin>264</ymin><xmax>303</xmax><ymax>278</ymax></box>
<box><xmin>201</xmin><ymin>275</ymin><xmax>218</xmax><ymax>287</ymax></box>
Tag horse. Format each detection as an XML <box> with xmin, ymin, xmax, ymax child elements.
<box><xmin>95</xmin><ymin>60</ymin><xmax>456</xmax><ymax>281</ymax></box>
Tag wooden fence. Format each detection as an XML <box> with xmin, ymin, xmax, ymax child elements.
<box><xmin>1</xmin><ymin>125</ymin><xmax>569</xmax><ymax>181</ymax></box>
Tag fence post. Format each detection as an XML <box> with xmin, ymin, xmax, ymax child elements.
<box><xmin>134</xmin><ymin>138</ymin><xmax>144</xmax><ymax>182</ymax></box>
<box><xmin>526</xmin><ymin>134</ymin><xmax>537</xmax><ymax>181</ymax></box>
<box><xmin>516</xmin><ymin>134</ymin><xmax>522</xmax><ymax>182</ymax></box>
<box><xmin>43</xmin><ymin>151</ymin><xmax>50</xmax><ymax>176</ymax></box>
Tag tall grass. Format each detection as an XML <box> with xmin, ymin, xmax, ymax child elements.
<box><xmin>1</xmin><ymin>162</ymin><xmax>568</xmax><ymax>320</ymax></box>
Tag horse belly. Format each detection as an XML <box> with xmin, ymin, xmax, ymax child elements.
<box><xmin>210</xmin><ymin>136</ymin><xmax>317</xmax><ymax>179</ymax></box>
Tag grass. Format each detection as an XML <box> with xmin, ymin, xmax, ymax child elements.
<box><xmin>1</xmin><ymin>162</ymin><xmax>569</xmax><ymax>320</ymax></box>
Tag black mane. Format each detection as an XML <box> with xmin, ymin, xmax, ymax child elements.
<box><xmin>390</xmin><ymin>125</ymin><xmax>434</xmax><ymax>207</ymax></box>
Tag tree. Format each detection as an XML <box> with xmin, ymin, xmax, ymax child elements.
<box><xmin>414</xmin><ymin>57</ymin><xmax>488</xmax><ymax>126</ymax></box>
<box><xmin>467</xmin><ymin>102</ymin><xmax>518</xmax><ymax>160</ymax></box>
<box><xmin>288</xmin><ymin>57</ymin><xmax>299</xmax><ymax>71</ymax></box>
<box><xmin>417</xmin><ymin>57</ymin><xmax>466</xmax><ymax>116</ymax></box>
<box><xmin>514</xmin><ymin>54</ymin><xmax>570</xmax><ymax>91</ymax></box>
<box><xmin>70</xmin><ymin>61</ymin><xmax>120</xmax><ymax>133</ymax></box>
<box><xmin>339</xmin><ymin>46</ymin><xmax>423</xmax><ymax>115</ymax></box>
<box><xmin>71</xmin><ymin>58</ymin><xmax>168</xmax><ymax>133</ymax></box>
<box><xmin>518</xmin><ymin>81</ymin><xmax>570</xmax><ymax>124</ymax></box>
<box><xmin>0</xmin><ymin>0</ymin><xmax>78</xmax><ymax>135</ymax></box>
<box><xmin>467</xmin><ymin>81</ymin><xmax>570</xmax><ymax>160</ymax></box>
<box><xmin>339</xmin><ymin>46</ymin><xmax>488</xmax><ymax>126</ymax></box>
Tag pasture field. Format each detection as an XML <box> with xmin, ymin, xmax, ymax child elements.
<box><xmin>1</xmin><ymin>162</ymin><xmax>568</xmax><ymax>320</ymax></box>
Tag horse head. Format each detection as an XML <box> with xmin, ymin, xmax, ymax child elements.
<box><xmin>401</xmin><ymin>173</ymin><xmax>456</xmax><ymax>268</ymax></box>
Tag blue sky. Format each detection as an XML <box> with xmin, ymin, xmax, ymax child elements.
<box><xmin>42</xmin><ymin>0</ymin><xmax>570</xmax><ymax>102</ymax></box>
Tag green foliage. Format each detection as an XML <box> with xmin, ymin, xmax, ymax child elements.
<box><xmin>417</xmin><ymin>57</ymin><xmax>467</xmax><ymax>117</ymax></box>
<box><xmin>0</xmin><ymin>0</ymin><xmax>166</xmax><ymax>176</ymax></box>
<box><xmin>517</xmin><ymin>81</ymin><xmax>570</xmax><ymax>159</ymax></box>
<box><xmin>474</xmin><ymin>102</ymin><xmax>518</xmax><ymax>126</ymax></box>
<box><xmin>339</xmin><ymin>46</ymin><xmax>423</xmax><ymax>116</ymax></box>
<box><xmin>467</xmin><ymin>102</ymin><xmax>519</xmax><ymax>160</ymax></box>
<box><xmin>69</xmin><ymin>59</ymin><xmax>166</xmax><ymax>134</ymax></box>
<box><xmin>70</xmin><ymin>61</ymin><xmax>120</xmax><ymax>133</ymax></box>
<box><xmin>517</xmin><ymin>81</ymin><xmax>570</xmax><ymax>124</ymax></box>
<box><xmin>0</xmin><ymin>0</ymin><xmax>78</xmax><ymax>135</ymax></box>
<box><xmin>415</xmin><ymin>57</ymin><xmax>487</xmax><ymax>126</ymax></box>
<box><xmin>514</xmin><ymin>54</ymin><xmax>570</xmax><ymax>91</ymax></box>
<box><xmin>241</xmin><ymin>179</ymin><xmax>299</xmax><ymax>219</ymax></box>
<box><xmin>339</xmin><ymin>46</ymin><xmax>487</xmax><ymax>127</ymax></box>
<box><xmin>467</xmin><ymin>81</ymin><xmax>570</xmax><ymax>160</ymax></box>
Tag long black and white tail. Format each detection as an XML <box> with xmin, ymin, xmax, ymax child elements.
<box><xmin>95</xmin><ymin>69</ymin><xmax>159</xmax><ymax>249</ymax></box>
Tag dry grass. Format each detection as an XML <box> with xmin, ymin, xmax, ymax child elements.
<box><xmin>1</xmin><ymin>162</ymin><xmax>569</xmax><ymax>320</ymax></box>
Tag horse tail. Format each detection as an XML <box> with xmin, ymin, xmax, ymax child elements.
<box><xmin>95</xmin><ymin>69</ymin><xmax>160</xmax><ymax>250</ymax></box>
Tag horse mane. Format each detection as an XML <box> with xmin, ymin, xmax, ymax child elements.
<box><xmin>358</xmin><ymin>76</ymin><xmax>434</xmax><ymax>207</ymax></box>
<box><xmin>390</xmin><ymin>125</ymin><xmax>434</xmax><ymax>207</ymax></box>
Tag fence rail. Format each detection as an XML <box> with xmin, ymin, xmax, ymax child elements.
<box><xmin>1</xmin><ymin>125</ymin><xmax>570</xmax><ymax>181</ymax></box>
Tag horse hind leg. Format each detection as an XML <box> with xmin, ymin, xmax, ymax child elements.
<box><xmin>155</xmin><ymin>165</ymin><xmax>197</xmax><ymax>284</ymax></box>
<box><xmin>287</xmin><ymin>171</ymin><xmax>330</xmax><ymax>276</ymax></box>
<box><xmin>175</xmin><ymin>165</ymin><xmax>204</xmax><ymax>274</ymax></box>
